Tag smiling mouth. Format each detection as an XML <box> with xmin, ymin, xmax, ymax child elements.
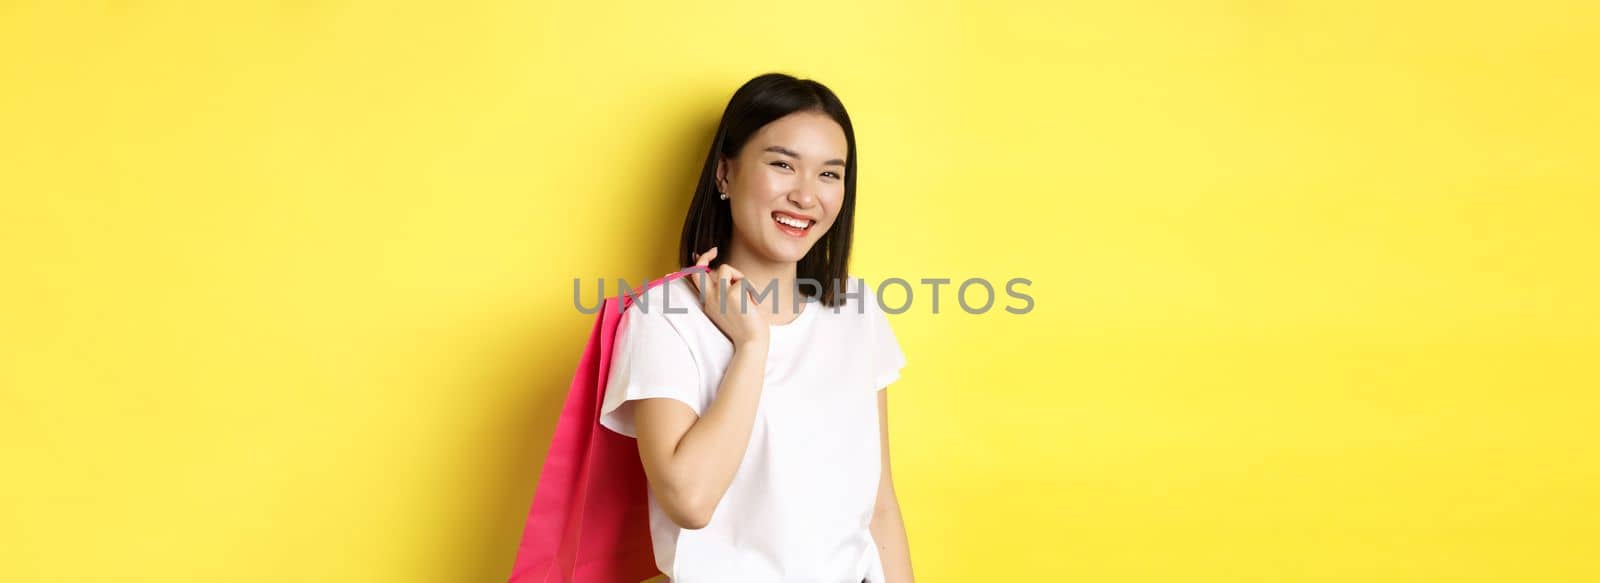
<box><xmin>772</xmin><ymin>212</ymin><xmax>815</xmax><ymax>236</ymax></box>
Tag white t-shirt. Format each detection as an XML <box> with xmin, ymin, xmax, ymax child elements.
<box><xmin>598</xmin><ymin>274</ymin><xmax>906</xmax><ymax>583</ymax></box>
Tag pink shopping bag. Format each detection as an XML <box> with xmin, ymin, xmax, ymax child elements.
<box><xmin>507</xmin><ymin>266</ymin><xmax>709</xmax><ymax>583</ymax></box>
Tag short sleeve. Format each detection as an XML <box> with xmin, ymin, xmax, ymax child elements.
<box><xmin>865</xmin><ymin>279</ymin><xmax>907</xmax><ymax>391</ymax></box>
<box><xmin>598</xmin><ymin>303</ymin><xmax>704</xmax><ymax>438</ymax></box>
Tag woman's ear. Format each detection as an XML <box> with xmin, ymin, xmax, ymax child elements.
<box><xmin>715</xmin><ymin>156</ymin><xmax>731</xmax><ymax>193</ymax></box>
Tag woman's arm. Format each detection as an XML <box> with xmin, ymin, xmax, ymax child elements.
<box><xmin>633</xmin><ymin>336</ymin><xmax>769</xmax><ymax>530</ymax></box>
<box><xmin>870</xmin><ymin>388</ymin><xmax>915</xmax><ymax>582</ymax></box>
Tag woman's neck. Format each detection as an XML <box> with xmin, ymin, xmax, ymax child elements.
<box><xmin>722</xmin><ymin>240</ymin><xmax>802</xmax><ymax>324</ymax></box>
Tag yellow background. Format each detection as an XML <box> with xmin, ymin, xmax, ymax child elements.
<box><xmin>3</xmin><ymin>1</ymin><xmax>1596</xmax><ymax>581</ymax></box>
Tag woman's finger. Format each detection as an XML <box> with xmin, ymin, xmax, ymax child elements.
<box><xmin>706</xmin><ymin>265</ymin><xmax>735</xmax><ymax>311</ymax></box>
<box><xmin>694</xmin><ymin>246</ymin><xmax>717</xmax><ymax>269</ymax></box>
<box><xmin>686</xmin><ymin>247</ymin><xmax>718</xmax><ymax>296</ymax></box>
<box><xmin>715</xmin><ymin>265</ymin><xmax>753</xmax><ymax>315</ymax></box>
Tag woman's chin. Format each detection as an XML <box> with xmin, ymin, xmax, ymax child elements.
<box><xmin>758</xmin><ymin>239</ymin><xmax>815</xmax><ymax>264</ymax></box>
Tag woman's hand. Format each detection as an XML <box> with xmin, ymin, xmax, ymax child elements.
<box><xmin>685</xmin><ymin>247</ymin><xmax>769</xmax><ymax>348</ymax></box>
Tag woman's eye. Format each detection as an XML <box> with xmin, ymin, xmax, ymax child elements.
<box><xmin>769</xmin><ymin>161</ymin><xmax>840</xmax><ymax>179</ymax></box>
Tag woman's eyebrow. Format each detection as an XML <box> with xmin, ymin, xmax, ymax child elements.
<box><xmin>763</xmin><ymin>145</ymin><xmax>846</xmax><ymax>167</ymax></box>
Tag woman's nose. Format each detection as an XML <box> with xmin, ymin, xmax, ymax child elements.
<box><xmin>789</xmin><ymin>183</ymin><xmax>818</xmax><ymax>207</ymax></box>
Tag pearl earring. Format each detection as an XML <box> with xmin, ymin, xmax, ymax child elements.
<box><xmin>719</xmin><ymin>191</ymin><xmax>728</xmax><ymax>200</ymax></box>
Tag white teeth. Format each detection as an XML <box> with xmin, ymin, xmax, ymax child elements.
<box><xmin>774</xmin><ymin>214</ymin><xmax>810</xmax><ymax>229</ymax></box>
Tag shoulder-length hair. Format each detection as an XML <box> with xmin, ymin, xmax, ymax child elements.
<box><xmin>678</xmin><ymin>72</ymin><xmax>858</xmax><ymax>307</ymax></box>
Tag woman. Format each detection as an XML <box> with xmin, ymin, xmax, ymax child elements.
<box><xmin>597</xmin><ymin>72</ymin><xmax>915</xmax><ymax>583</ymax></box>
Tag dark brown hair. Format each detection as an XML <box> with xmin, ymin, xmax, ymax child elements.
<box><xmin>678</xmin><ymin>72</ymin><xmax>858</xmax><ymax>307</ymax></box>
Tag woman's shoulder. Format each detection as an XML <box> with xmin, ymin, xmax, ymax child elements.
<box><xmin>618</xmin><ymin>277</ymin><xmax>713</xmax><ymax>341</ymax></box>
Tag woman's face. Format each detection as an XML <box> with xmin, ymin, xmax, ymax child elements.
<box><xmin>716</xmin><ymin>110</ymin><xmax>848</xmax><ymax>265</ymax></box>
